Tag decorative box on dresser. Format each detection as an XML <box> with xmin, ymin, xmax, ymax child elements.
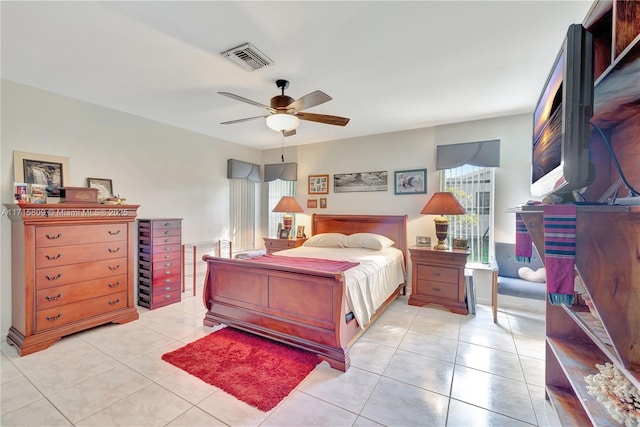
<box><xmin>520</xmin><ymin>1</ymin><xmax>640</xmax><ymax>425</ymax></box>
<box><xmin>262</xmin><ymin>237</ymin><xmax>307</xmax><ymax>254</ymax></box>
<box><xmin>4</xmin><ymin>203</ymin><xmax>140</xmax><ymax>356</ymax></box>
<box><xmin>408</xmin><ymin>247</ymin><xmax>469</xmax><ymax>315</ymax></box>
<box><xmin>137</xmin><ymin>218</ymin><xmax>183</xmax><ymax>309</ymax></box>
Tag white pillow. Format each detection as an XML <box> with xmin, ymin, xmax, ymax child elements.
<box><xmin>302</xmin><ymin>233</ymin><xmax>347</xmax><ymax>248</ymax></box>
<box><xmin>344</xmin><ymin>233</ymin><xmax>394</xmax><ymax>250</ymax></box>
<box><xmin>518</xmin><ymin>267</ymin><xmax>546</xmax><ymax>283</ymax></box>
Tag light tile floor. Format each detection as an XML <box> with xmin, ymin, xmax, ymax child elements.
<box><xmin>1</xmin><ymin>292</ymin><xmax>560</xmax><ymax>426</ymax></box>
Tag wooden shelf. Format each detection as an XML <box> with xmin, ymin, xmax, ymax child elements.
<box><xmin>547</xmin><ymin>337</ymin><xmax>619</xmax><ymax>426</ymax></box>
<box><xmin>546</xmin><ymin>385</ymin><xmax>592</xmax><ymax>426</ymax></box>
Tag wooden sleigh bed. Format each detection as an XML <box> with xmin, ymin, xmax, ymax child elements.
<box><xmin>202</xmin><ymin>214</ymin><xmax>408</xmax><ymax>371</ymax></box>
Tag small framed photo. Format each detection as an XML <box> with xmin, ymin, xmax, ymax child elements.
<box><xmin>319</xmin><ymin>197</ymin><xmax>327</xmax><ymax>208</ymax></box>
<box><xmin>416</xmin><ymin>236</ymin><xmax>431</xmax><ymax>247</ymax></box>
<box><xmin>307</xmin><ymin>198</ymin><xmax>318</xmax><ymax>208</ymax></box>
<box><xmin>297</xmin><ymin>225</ymin><xmax>306</xmax><ymax>238</ymax></box>
<box><xmin>394</xmin><ymin>169</ymin><xmax>427</xmax><ymax>195</ymax></box>
<box><xmin>87</xmin><ymin>177</ymin><xmax>113</xmax><ymax>202</ymax></box>
<box><xmin>308</xmin><ymin>174</ymin><xmax>329</xmax><ymax>195</ymax></box>
<box><xmin>453</xmin><ymin>238</ymin><xmax>469</xmax><ymax>250</ymax></box>
<box><xmin>279</xmin><ymin>229</ymin><xmax>290</xmax><ymax>239</ymax></box>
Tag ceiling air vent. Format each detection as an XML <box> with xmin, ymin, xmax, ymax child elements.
<box><xmin>221</xmin><ymin>43</ymin><xmax>274</xmax><ymax>72</ymax></box>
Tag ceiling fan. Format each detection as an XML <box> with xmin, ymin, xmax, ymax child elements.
<box><xmin>218</xmin><ymin>79</ymin><xmax>350</xmax><ymax>137</ymax></box>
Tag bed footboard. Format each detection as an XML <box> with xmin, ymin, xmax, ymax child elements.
<box><xmin>202</xmin><ymin>255</ymin><xmax>359</xmax><ymax>370</ymax></box>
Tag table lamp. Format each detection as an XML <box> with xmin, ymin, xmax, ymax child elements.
<box><xmin>420</xmin><ymin>192</ymin><xmax>465</xmax><ymax>250</ymax></box>
<box><xmin>272</xmin><ymin>196</ymin><xmax>303</xmax><ymax>238</ymax></box>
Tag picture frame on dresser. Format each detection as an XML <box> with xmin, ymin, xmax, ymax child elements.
<box><xmin>13</xmin><ymin>151</ymin><xmax>69</xmax><ymax>197</ymax></box>
<box><xmin>87</xmin><ymin>177</ymin><xmax>113</xmax><ymax>202</ymax></box>
<box><xmin>308</xmin><ymin>174</ymin><xmax>329</xmax><ymax>194</ymax></box>
<box><xmin>279</xmin><ymin>229</ymin><xmax>290</xmax><ymax>239</ymax></box>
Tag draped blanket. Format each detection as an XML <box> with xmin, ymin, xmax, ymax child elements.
<box><xmin>543</xmin><ymin>204</ymin><xmax>577</xmax><ymax>305</ymax></box>
<box><xmin>515</xmin><ymin>213</ymin><xmax>532</xmax><ymax>262</ymax></box>
<box><xmin>249</xmin><ymin>254</ymin><xmax>360</xmax><ymax>272</ymax></box>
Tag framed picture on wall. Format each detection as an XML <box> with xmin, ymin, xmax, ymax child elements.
<box><xmin>308</xmin><ymin>174</ymin><xmax>329</xmax><ymax>194</ymax></box>
<box><xmin>307</xmin><ymin>198</ymin><xmax>318</xmax><ymax>208</ymax></box>
<box><xmin>394</xmin><ymin>169</ymin><xmax>427</xmax><ymax>195</ymax></box>
<box><xmin>13</xmin><ymin>151</ymin><xmax>69</xmax><ymax>197</ymax></box>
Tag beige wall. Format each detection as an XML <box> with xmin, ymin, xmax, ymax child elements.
<box><xmin>1</xmin><ymin>80</ymin><xmax>534</xmax><ymax>337</ymax></box>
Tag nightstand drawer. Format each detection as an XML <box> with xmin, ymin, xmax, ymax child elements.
<box><xmin>265</xmin><ymin>239</ymin><xmax>295</xmax><ymax>249</ymax></box>
<box><xmin>416</xmin><ymin>264</ymin><xmax>458</xmax><ymax>284</ymax></box>
<box><xmin>416</xmin><ymin>279</ymin><xmax>459</xmax><ymax>300</ymax></box>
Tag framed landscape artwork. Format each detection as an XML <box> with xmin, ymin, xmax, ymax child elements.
<box><xmin>394</xmin><ymin>169</ymin><xmax>427</xmax><ymax>195</ymax></box>
<box><xmin>13</xmin><ymin>151</ymin><xmax>69</xmax><ymax>197</ymax></box>
<box><xmin>334</xmin><ymin>171</ymin><xmax>387</xmax><ymax>193</ymax></box>
<box><xmin>308</xmin><ymin>174</ymin><xmax>329</xmax><ymax>194</ymax></box>
<box><xmin>87</xmin><ymin>177</ymin><xmax>113</xmax><ymax>202</ymax></box>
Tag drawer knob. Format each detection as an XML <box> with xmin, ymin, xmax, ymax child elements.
<box><xmin>432</xmin><ymin>287</ymin><xmax>442</xmax><ymax>291</ymax></box>
<box><xmin>164</xmin><ymin>270</ymin><xmax>172</xmax><ymax>275</ymax></box>
<box><xmin>164</xmin><ymin>278</ymin><xmax>172</xmax><ymax>283</ymax></box>
<box><xmin>46</xmin><ymin>313</ymin><xmax>63</xmax><ymax>321</ymax></box>
<box><xmin>164</xmin><ymin>247</ymin><xmax>172</xmax><ymax>251</ymax></box>
<box><xmin>163</xmin><ymin>230</ymin><xmax>170</xmax><ymax>235</ymax></box>
<box><xmin>108</xmin><ymin>247</ymin><xmax>120</xmax><ymax>253</ymax></box>
<box><xmin>164</xmin><ymin>262</ymin><xmax>172</xmax><ymax>267</ymax></box>
<box><xmin>165</xmin><ymin>286</ymin><xmax>171</xmax><ymax>291</ymax></box>
<box><xmin>45</xmin><ymin>273</ymin><xmax>62</xmax><ymax>281</ymax></box>
<box><xmin>164</xmin><ymin>294</ymin><xmax>171</xmax><ymax>299</ymax></box>
<box><xmin>163</xmin><ymin>255</ymin><xmax>171</xmax><ymax>259</ymax></box>
<box><xmin>432</xmin><ymin>273</ymin><xmax>441</xmax><ymax>277</ymax></box>
<box><xmin>108</xmin><ymin>298</ymin><xmax>121</xmax><ymax>306</ymax></box>
<box><xmin>108</xmin><ymin>264</ymin><xmax>120</xmax><ymax>271</ymax></box>
<box><xmin>164</xmin><ymin>222</ymin><xmax>171</xmax><ymax>227</ymax></box>
<box><xmin>45</xmin><ymin>293</ymin><xmax>63</xmax><ymax>301</ymax></box>
<box><xmin>108</xmin><ymin>230</ymin><xmax>121</xmax><ymax>236</ymax></box>
<box><xmin>45</xmin><ymin>233</ymin><xmax>62</xmax><ymax>240</ymax></box>
<box><xmin>108</xmin><ymin>281</ymin><xmax>121</xmax><ymax>288</ymax></box>
<box><xmin>164</xmin><ymin>238</ymin><xmax>170</xmax><ymax>243</ymax></box>
<box><xmin>45</xmin><ymin>253</ymin><xmax>62</xmax><ymax>260</ymax></box>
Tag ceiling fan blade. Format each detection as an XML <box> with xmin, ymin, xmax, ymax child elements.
<box><xmin>282</xmin><ymin>129</ymin><xmax>296</xmax><ymax>137</ymax></box>
<box><xmin>286</xmin><ymin>90</ymin><xmax>332</xmax><ymax>112</ymax></box>
<box><xmin>296</xmin><ymin>112</ymin><xmax>350</xmax><ymax>126</ymax></box>
<box><xmin>218</xmin><ymin>92</ymin><xmax>275</xmax><ymax>112</ymax></box>
<box><xmin>220</xmin><ymin>115</ymin><xmax>267</xmax><ymax>125</ymax></box>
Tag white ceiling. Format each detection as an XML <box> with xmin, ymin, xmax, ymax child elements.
<box><xmin>1</xmin><ymin>1</ymin><xmax>593</xmax><ymax>150</ymax></box>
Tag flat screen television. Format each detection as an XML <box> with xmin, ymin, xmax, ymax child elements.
<box><xmin>531</xmin><ymin>23</ymin><xmax>595</xmax><ymax>199</ymax></box>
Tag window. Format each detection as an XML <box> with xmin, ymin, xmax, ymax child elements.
<box><xmin>268</xmin><ymin>179</ymin><xmax>296</xmax><ymax>237</ymax></box>
<box><xmin>441</xmin><ymin>165</ymin><xmax>495</xmax><ymax>264</ymax></box>
<box><xmin>229</xmin><ymin>178</ymin><xmax>257</xmax><ymax>250</ymax></box>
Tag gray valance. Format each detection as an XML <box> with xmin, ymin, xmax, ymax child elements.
<box><xmin>436</xmin><ymin>139</ymin><xmax>500</xmax><ymax>170</ymax></box>
<box><xmin>264</xmin><ymin>162</ymin><xmax>298</xmax><ymax>182</ymax></box>
<box><xmin>227</xmin><ymin>159</ymin><xmax>260</xmax><ymax>182</ymax></box>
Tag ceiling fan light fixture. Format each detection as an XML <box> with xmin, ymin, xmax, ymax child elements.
<box><xmin>266</xmin><ymin>113</ymin><xmax>300</xmax><ymax>132</ymax></box>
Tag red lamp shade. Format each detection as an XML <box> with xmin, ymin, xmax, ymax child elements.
<box><xmin>420</xmin><ymin>192</ymin><xmax>465</xmax><ymax>250</ymax></box>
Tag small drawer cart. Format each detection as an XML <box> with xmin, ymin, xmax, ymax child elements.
<box><xmin>138</xmin><ymin>218</ymin><xmax>183</xmax><ymax>309</ymax></box>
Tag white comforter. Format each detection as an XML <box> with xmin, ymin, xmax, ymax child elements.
<box><xmin>272</xmin><ymin>246</ymin><xmax>406</xmax><ymax>328</ymax></box>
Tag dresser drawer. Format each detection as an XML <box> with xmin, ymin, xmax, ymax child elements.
<box><xmin>139</xmin><ymin>250</ymin><xmax>181</xmax><ymax>263</ymax></box>
<box><xmin>152</xmin><ymin>235</ymin><xmax>181</xmax><ymax>245</ymax></box>
<box><xmin>150</xmin><ymin>289</ymin><xmax>181</xmax><ymax>308</ymax></box>
<box><xmin>36</xmin><ymin>241</ymin><xmax>127</xmax><ymax>268</ymax></box>
<box><xmin>36</xmin><ymin>291</ymin><xmax>128</xmax><ymax>332</ymax></box>
<box><xmin>139</xmin><ymin>243</ymin><xmax>181</xmax><ymax>255</ymax></box>
<box><xmin>148</xmin><ymin>266</ymin><xmax>181</xmax><ymax>280</ymax></box>
<box><xmin>416</xmin><ymin>280</ymin><xmax>459</xmax><ymax>300</ymax></box>
<box><xmin>152</xmin><ymin>279</ymin><xmax>182</xmax><ymax>295</ymax></box>
<box><xmin>152</xmin><ymin>259</ymin><xmax>181</xmax><ymax>270</ymax></box>
<box><xmin>36</xmin><ymin>223</ymin><xmax>127</xmax><ymax>247</ymax></box>
<box><xmin>36</xmin><ymin>275</ymin><xmax>127</xmax><ymax>310</ymax></box>
<box><xmin>36</xmin><ymin>257</ymin><xmax>127</xmax><ymax>289</ymax></box>
<box><xmin>416</xmin><ymin>264</ymin><xmax>458</xmax><ymax>284</ymax></box>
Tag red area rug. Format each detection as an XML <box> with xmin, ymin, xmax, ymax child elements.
<box><xmin>161</xmin><ymin>327</ymin><xmax>321</xmax><ymax>411</ymax></box>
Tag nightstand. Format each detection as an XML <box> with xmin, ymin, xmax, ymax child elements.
<box><xmin>408</xmin><ymin>246</ymin><xmax>469</xmax><ymax>314</ymax></box>
<box><xmin>263</xmin><ymin>237</ymin><xmax>308</xmax><ymax>254</ymax></box>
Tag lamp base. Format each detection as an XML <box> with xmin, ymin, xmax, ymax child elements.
<box><xmin>433</xmin><ymin>216</ymin><xmax>450</xmax><ymax>251</ymax></box>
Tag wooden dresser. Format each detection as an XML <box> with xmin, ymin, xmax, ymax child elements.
<box><xmin>137</xmin><ymin>218</ymin><xmax>182</xmax><ymax>309</ymax></box>
<box><xmin>408</xmin><ymin>247</ymin><xmax>469</xmax><ymax>315</ymax></box>
<box><xmin>262</xmin><ymin>237</ymin><xmax>307</xmax><ymax>254</ymax></box>
<box><xmin>4</xmin><ymin>203</ymin><xmax>140</xmax><ymax>356</ymax></box>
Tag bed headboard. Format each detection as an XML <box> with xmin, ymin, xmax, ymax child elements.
<box><xmin>311</xmin><ymin>214</ymin><xmax>408</xmax><ymax>265</ymax></box>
